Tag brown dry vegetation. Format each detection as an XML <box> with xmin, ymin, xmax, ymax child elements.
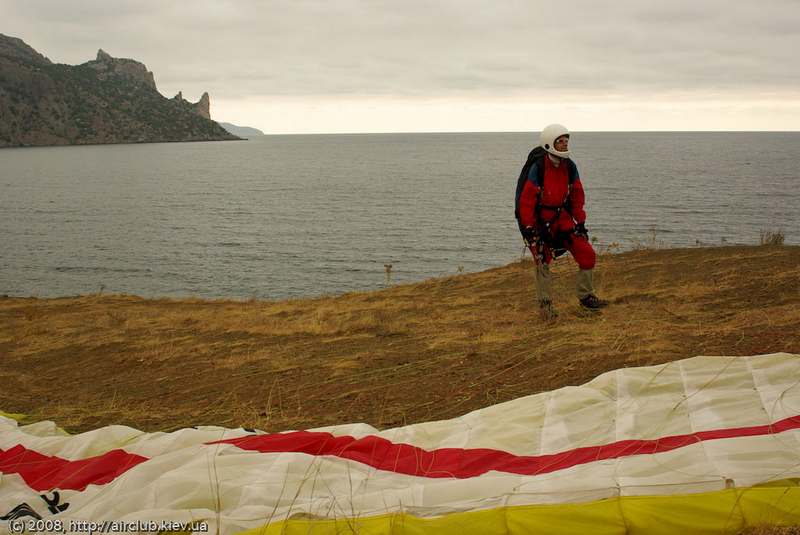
<box><xmin>1</xmin><ymin>245</ymin><xmax>799</xmax><ymax>434</ymax></box>
<box><xmin>740</xmin><ymin>528</ymin><xmax>800</xmax><ymax>535</ymax></box>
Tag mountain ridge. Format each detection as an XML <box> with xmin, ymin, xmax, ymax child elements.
<box><xmin>0</xmin><ymin>34</ymin><xmax>240</xmax><ymax>147</ymax></box>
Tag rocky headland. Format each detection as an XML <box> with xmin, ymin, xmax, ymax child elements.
<box><xmin>0</xmin><ymin>34</ymin><xmax>239</xmax><ymax>147</ymax></box>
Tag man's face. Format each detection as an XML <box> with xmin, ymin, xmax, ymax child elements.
<box><xmin>554</xmin><ymin>135</ymin><xmax>569</xmax><ymax>153</ymax></box>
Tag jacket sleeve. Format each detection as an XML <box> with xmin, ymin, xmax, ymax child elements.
<box><xmin>568</xmin><ymin>177</ymin><xmax>587</xmax><ymax>224</ymax></box>
<box><xmin>518</xmin><ymin>164</ymin><xmax>540</xmax><ymax>228</ymax></box>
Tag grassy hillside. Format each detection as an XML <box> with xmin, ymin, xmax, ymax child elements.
<box><xmin>1</xmin><ymin>245</ymin><xmax>798</xmax><ymax>434</ymax></box>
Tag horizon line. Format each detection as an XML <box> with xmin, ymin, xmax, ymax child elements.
<box><xmin>237</xmin><ymin>129</ymin><xmax>800</xmax><ymax>136</ymax></box>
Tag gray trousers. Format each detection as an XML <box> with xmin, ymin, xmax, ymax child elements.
<box><xmin>536</xmin><ymin>264</ymin><xmax>595</xmax><ymax>302</ymax></box>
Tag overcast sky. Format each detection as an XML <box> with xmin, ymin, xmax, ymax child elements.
<box><xmin>4</xmin><ymin>0</ymin><xmax>800</xmax><ymax>133</ymax></box>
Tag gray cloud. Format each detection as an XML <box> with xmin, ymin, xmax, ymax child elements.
<box><xmin>3</xmin><ymin>0</ymin><xmax>799</xmax><ymax>101</ymax></box>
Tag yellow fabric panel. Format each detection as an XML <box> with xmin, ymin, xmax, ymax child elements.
<box><xmin>621</xmin><ymin>490</ymin><xmax>745</xmax><ymax>534</ymax></box>
<box><xmin>505</xmin><ymin>500</ymin><xmax>625</xmax><ymax>535</ymax></box>
<box><xmin>237</xmin><ymin>484</ymin><xmax>800</xmax><ymax>535</ymax></box>
<box><xmin>738</xmin><ymin>482</ymin><xmax>800</xmax><ymax>528</ymax></box>
<box><xmin>0</xmin><ymin>410</ymin><xmax>26</xmax><ymax>421</ymax></box>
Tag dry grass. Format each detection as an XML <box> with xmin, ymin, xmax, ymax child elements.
<box><xmin>1</xmin><ymin>245</ymin><xmax>799</xmax><ymax>434</ymax></box>
<box><xmin>761</xmin><ymin>230</ymin><xmax>786</xmax><ymax>246</ymax></box>
<box><xmin>740</xmin><ymin>527</ymin><xmax>800</xmax><ymax>534</ymax></box>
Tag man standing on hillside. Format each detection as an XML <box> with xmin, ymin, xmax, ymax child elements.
<box><xmin>514</xmin><ymin>124</ymin><xmax>608</xmax><ymax>320</ymax></box>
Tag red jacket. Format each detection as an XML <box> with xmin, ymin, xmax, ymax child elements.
<box><xmin>518</xmin><ymin>156</ymin><xmax>586</xmax><ymax>233</ymax></box>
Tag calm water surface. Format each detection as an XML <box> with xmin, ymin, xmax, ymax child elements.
<box><xmin>1</xmin><ymin>132</ymin><xmax>798</xmax><ymax>299</ymax></box>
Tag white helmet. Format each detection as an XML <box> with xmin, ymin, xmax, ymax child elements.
<box><xmin>539</xmin><ymin>123</ymin><xmax>571</xmax><ymax>159</ymax></box>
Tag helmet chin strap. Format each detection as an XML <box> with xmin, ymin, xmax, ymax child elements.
<box><xmin>548</xmin><ymin>153</ymin><xmax>563</xmax><ymax>165</ymax></box>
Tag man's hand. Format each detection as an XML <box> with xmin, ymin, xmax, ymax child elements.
<box><xmin>522</xmin><ymin>225</ymin><xmax>538</xmax><ymax>243</ymax></box>
<box><xmin>574</xmin><ymin>222</ymin><xmax>588</xmax><ymax>239</ymax></box>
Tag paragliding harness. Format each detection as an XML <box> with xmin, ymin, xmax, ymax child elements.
<box><xmin>514</xmin><ymin>146</ymin><xmax>579</xmax><ymax>263</ymax></box>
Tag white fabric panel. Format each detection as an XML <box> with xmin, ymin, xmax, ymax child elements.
<box><xmin>1</xmin><ymin>353</ymin><xmax>799</xmax><ymax>535</ymax></box>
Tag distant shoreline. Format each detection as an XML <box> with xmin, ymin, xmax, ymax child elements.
<box><xmin>4</xmin><ymin>132</ymin><xmax>798</xmax><ymax>146</ymax></box>
<box><xmin>2</xmin><ymin>245</ymin><xmax>796</xmax><ymax>302</ymax></box>
<box><xmin>0</xmin><ymin>137</ymin><xmax>246</xmax><ymax>150</ymax></box>
<box><xmin>153</xmin><ymin>130</ymin><xmax>800</xmax><ymax>136</ymax></box>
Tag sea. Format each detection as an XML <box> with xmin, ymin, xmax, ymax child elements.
<box><xmin>1</xmin><ymin>132</ymin><xmax>798</xmax><ymax>300</ymax></box>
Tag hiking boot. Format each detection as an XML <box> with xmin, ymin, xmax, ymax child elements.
<box><xmin>539</xmin><ymin>299</ymin><xmax>559</xmax><ymax>321</ymax></box>
<box><xmin>579</xmin><ymin>294</ymin><xmax>609</xmax><ymax>310</ymax></box>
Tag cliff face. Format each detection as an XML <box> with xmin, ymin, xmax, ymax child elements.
<box><xmin>0</xmin><ymin>34</ymin><xmax>239</xmax><ymax>147</ymax></box>
<box><xmin>173</xmin><ymin>90</ymin><xmax>210</xmax><ymax>120</ymax></box>
<box><xmin>193</xmin><ymin>92</ymin><xmax>210</xmax><ymax>120</ymax></box>
<box><xmin>87</xmin><ymin>49</ymin><xmax>157</xmax><ymax>90</ymax></box>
